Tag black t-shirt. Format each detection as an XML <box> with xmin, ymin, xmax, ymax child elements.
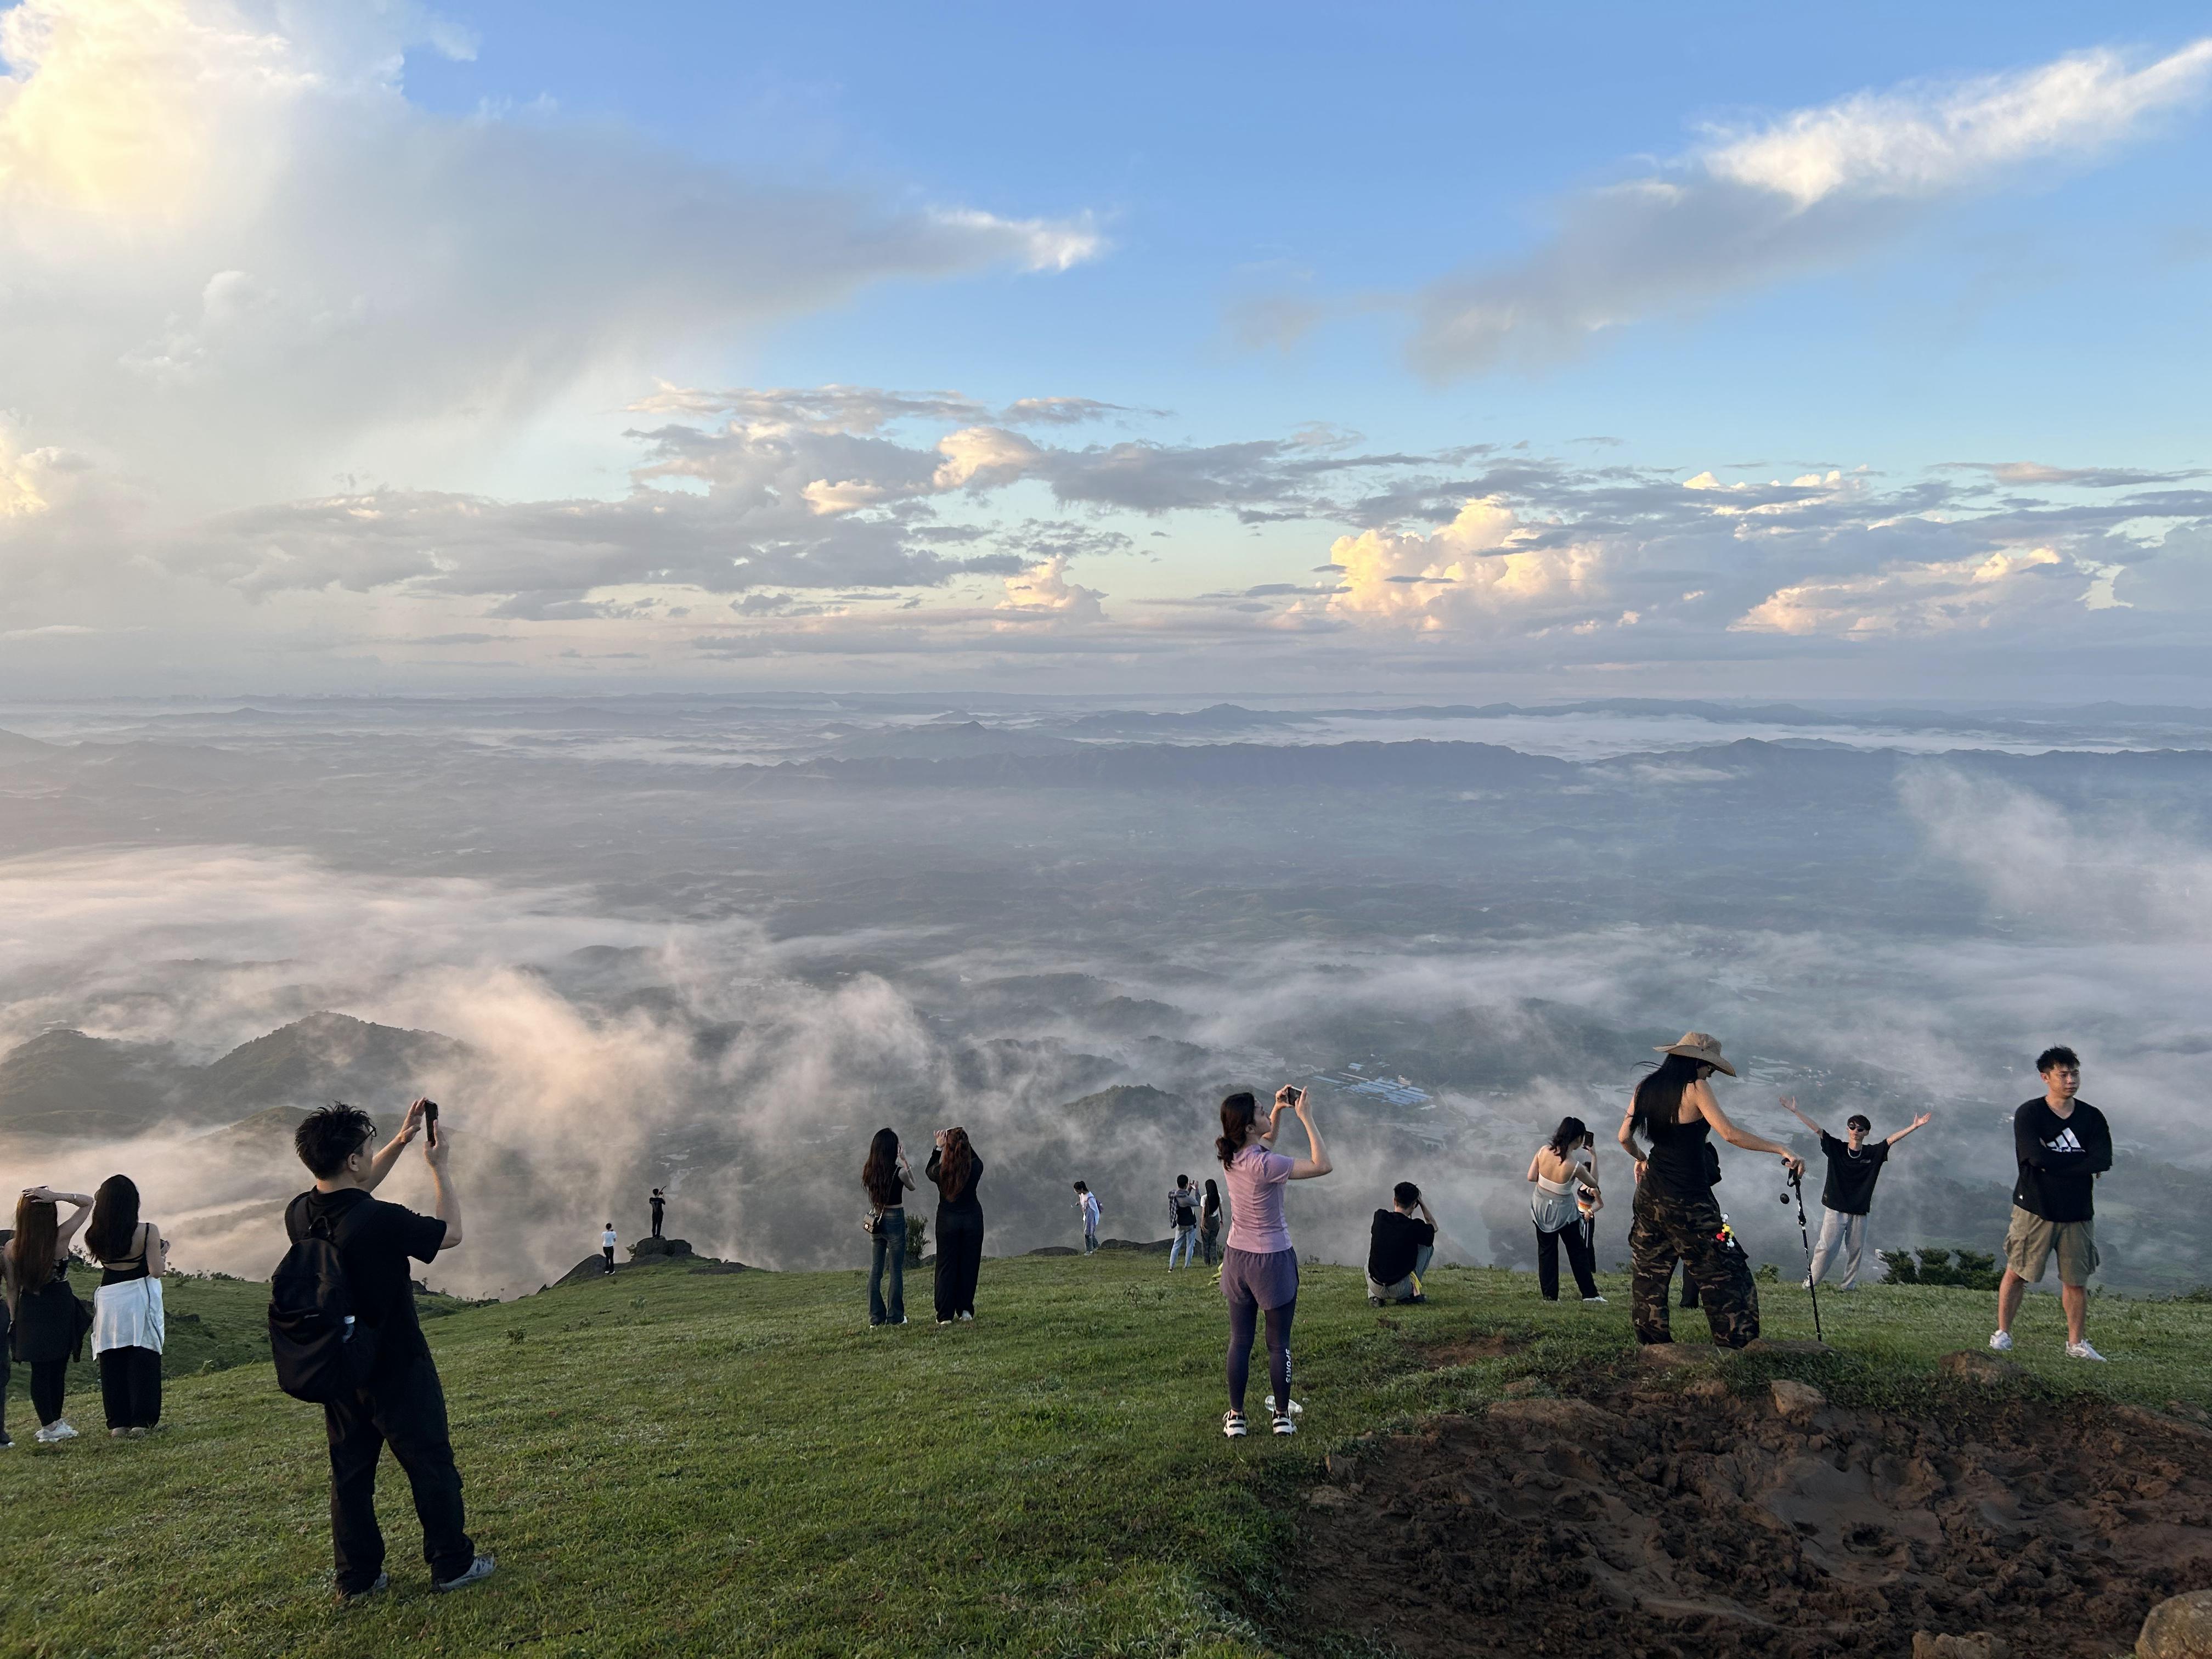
<box><xmin>1368</xmin><ymin>1209</ymin><xmax>1436</xmax><ymax>1285</ymax></box>
<box><xmin>1819</xmin><ymin>1133</ymin><xmax>1890</xmax><ymax>1215</ymax></box>
<box><xmin>285</xmin><ymin>1188</ymin><xmax>447</xmax><ymax>1374</ymax></box>
<box><xmin>2011</xmin><ymin>1098</ymin><xmax>2112</xmax><ymax>1223</ymax></box>
<box><xmin>650</xmin><ymin>1196</ymin><xmax>664</xmax><ymax>1219</ymax></box>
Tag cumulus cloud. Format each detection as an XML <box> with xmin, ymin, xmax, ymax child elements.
<box><xmin>1316</xmin><ymin>498</ymin><xmax>1612</xmax><ymax>634</ymax></box>
<box><xmin>1408</xmin><ymin>38</ymin><xmax>2212</xmax><ymax>375</ymax></box>
<box><xmin>0</xmin><ymin>0</ymin><xmax>1101</xmax><ymax>514</ymax></box>
<box><xmin>1731</xmin><ymin>545</ymin><xmax>2068</xmax><ymax>636</ymax></box>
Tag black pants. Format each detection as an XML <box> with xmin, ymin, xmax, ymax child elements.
<box><xmin>322</xmin><ymin>1352</ymin><xmax>475</xmax><ymax>1592</ymax></box>
<box><xmin>602</xmin><ymin>1247</ymin><xmax>614</xmax><ymax>1273</ymax></box>
<box><xmin>30</xmin><ymin>1358</ymin><xmax>67</xmax><ymax>1426</ymax></box>
<box><xmin>1535</xmin><ymin>1222</ymin><xmax>1600</xmax><ymax>1300</ymax></box>
<box><xmin>99</xmin><ymin>1345</ymin><xmax>162</xmax><ymax>1430</ymax></box>
<box><xmin>650</xmin><ymin>1210</ymin><xmax>663</xmax><ymax>1238</ymax></box>
<box><xmin>934</xmin><ymin>1204</ymin><xmax>985</xmax><ymax>1321</ymax></box>
<box><xmin>1226</xmin><ymin>1296</ymin><xmax>1295</xmax><ymax>1415</ymax></box>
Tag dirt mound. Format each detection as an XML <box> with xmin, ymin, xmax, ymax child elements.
<box><xmin>1290</xmin><ymin>1375</ymin><xmax>2212</xmax><ymax>1658</ymax></box>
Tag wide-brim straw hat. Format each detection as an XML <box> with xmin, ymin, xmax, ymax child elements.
<box><xmin>1656</xmin><ymin>1031</ymin><xmax>1736</xmax><ymax>1076</ymax></box>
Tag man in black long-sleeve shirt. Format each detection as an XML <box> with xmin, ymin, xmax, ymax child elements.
<box><xmin>1991</xmin><ymin>1045</ymin><xmax>2112</xmax><ymax>1362</ymax></box>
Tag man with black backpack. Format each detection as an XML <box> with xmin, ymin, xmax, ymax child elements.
<box><xmin>1167</xmin><ymin>1175</ymin><xmax>1200</xmax><ymax>1269</ymax></box>
<box><xmin>279</xmin><ymin>1100</ymin><xmax>493</xmax><ymax>1601</ymax></box>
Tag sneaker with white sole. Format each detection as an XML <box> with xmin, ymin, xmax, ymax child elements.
<box><xmin>336</xmin><ymin>1572</ymin><xmax>390</xmax><ymax>1604</ymax></box>
<box><xmin>432</xmin><ymin>1554</ymin><xmax>496</xmax><ymax>1593</ymax></box>
<box><xmin>2066</xmin><ymin>1340</ymin><xmax>2107</xmax><ymax>1362</ymax></box>
<box><xmin>1272</xmin><ymin>1412</ymin><xmax>1296</xmax><ymax>1436</ymax></box>
<box><xmin>1582</xmin><ymin>1295</ymin><xmax>1609</xmax><ymax>1304</ymax></box>
<box><xmin>1221</xmin><ymin>1409</ymin><xmax>1248</xmax><ymax>1439</ymax></box>
<box><xmin>33</xmin><ymin>1421</ymin><xmax>78</xmax><ymax>1443</ymax></box>
<box><xmin>1988</xmin><ymin>1330</ymin><xmax>2013</xmax><ymax>1352</ymax></box>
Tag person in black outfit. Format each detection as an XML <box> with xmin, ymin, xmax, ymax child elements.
<box><xmin>85</xmin><ymin>1174</ymin><xmax>169</xmax><ymax>1436</ymax></box>
<box><xmin>1993</xmin><ymin>1045</ymin><xmax>2113</xmax><ymax>1361</ymax></box>
<box><xmin>286</xmin><ymin>1100</ymin><xmax>493</xmax><ymax>1600</ymax></box>
<box><xmin>1781</xmin><ymin>1096</ymin><xmax>1931</xmax><ymax>1290</ymax></box>
<box><xmin>4</xmin><ymin>1187</ymin><xmax>95</xmax><ymax>1443</ymax></box>
<box><xmin>1675</xmin><ymin>1141</ymin><xmax>1723</xmax><ymax>1311</ymax></box>
<box><xmin>927</xmin><ymin>1127</ymin><xmax>986</xmax><ymax>1324</ymax></box>
<box><xmin>649</xmin><ymin>1188</ymin><xmax>665</xmax><ymax>1239</ymax></box>
<box><xmin>1367</xmin><ymin>1182</ymin><xmax>1437</xmax><ymax>1305</ymax></box>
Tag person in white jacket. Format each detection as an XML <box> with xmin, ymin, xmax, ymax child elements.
<box><xmin>84</xmin><ymin>1175</ymin><xmax>167</xmax><ymax>1438</ymax></box>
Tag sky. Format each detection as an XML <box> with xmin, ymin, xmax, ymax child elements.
<box><xmin>2</xmin><ymin>0</ymin><xmax>2209</xmax><ymax>698</ymax></box>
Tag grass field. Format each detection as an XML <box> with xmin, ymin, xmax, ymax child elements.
<box><xmin>1</xmin><ymin>1251</ymin><xmax>2206</xmax><ymax>1659</ymax></box>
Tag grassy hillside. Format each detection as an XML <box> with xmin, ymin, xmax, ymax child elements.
<box><xmin>1</xmin><ymin>1254</ymin><xmax>2206</xmax><ymax>1658</ymax></box>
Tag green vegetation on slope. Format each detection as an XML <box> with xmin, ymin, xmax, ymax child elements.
<box><xmin>1</xmin><ymin>1255</ymin><xmax>2205</xmax><ymax>1658</ymax></box>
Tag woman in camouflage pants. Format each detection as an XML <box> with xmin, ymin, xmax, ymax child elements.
<box><xmin>1618</xmin><ymin>1033</ymin><xmax>1804</xmax><ymax>1349</ymax></box>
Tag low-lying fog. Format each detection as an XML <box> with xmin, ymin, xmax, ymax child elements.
<box><xmin>2</xmin><ymin>693</ymin><xmax>2206</xmax><ymax>1299</ymax></box>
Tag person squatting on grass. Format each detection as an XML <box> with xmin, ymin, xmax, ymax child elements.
<box><xmin>1217</xmin><ymin>1085</ymin><xmax>1331</xmax><ymax>1439</ymax></box>
<box><xmin>1073</xmin><ymin>1181</ymin><xmax>1101</xmax><ymax>1254</ymax></box>
<box><xmin>863</xmin><ymin>1128</ymin><xmax>916</xmax><ymax>1328</ymax></box>
<box><xmin>4</xmin><ymin>1186</ymin><xmax>94</xmax><ymax>1444</ymax></box>
<box><xmin>927</xmin><ymin>1127</ymin><xmax>985</xmax><ymax>1324</ymax></box>
<box><xmin>86</xmin><ymin>1175</ymin><xmax>168</xmax><ymax>1437</ymax></box>
<box><xmin>1780</xmin><ymin>1095</ymin><xmax>1931</xmax><ymax>1291</ymax></box>
<box><xmin>1528</xmin><ymin>1118</ymin><xmax>1606</xmax><ymax>1304</ymax></box>
<box><xmin>1167</xmin><ymin>1175</ymin><xmax>1200</xmax><ymax>1269</ymax></box>
<box><xmin>287</xmin><ymin>1100</ymin><xmax>493</xmax><ymax>1599</ymax></box>
<box><xmin>1366</xmin><ymin>1182</ymin><xmax>1435</xmax><ymax>1306</ymax></box>
<box><xmin>1620</xmin><ymin>1033</ymin><xmax>1803</xmax><ymax>1350</ymax></box>
<box><xmin>1199</xmin><ymin>1178</ymin><xmax>1223</xmax><ymax>1267</ymax></box>
<box><xmin>1992</xmin><ymin>1045</ymin><xmax>2112</xmax><ymax>1363</ymax></box>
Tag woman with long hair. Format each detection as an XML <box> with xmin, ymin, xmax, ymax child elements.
<box><xmin>4</xmin><ymin>1186</ymin><xmax>94</xmax><ymax>1444</ymax></box>
<box><xmin>1618</xmin><ymin>1034</ymin><xmax>1803</xmax><ymax>1348</ymax></box>
<box><xmin>1526</xmin><ymin>1116</ymin><xmax>1604</xmax><ymax>1303</ymax></box>
<box><xmin>85</xmin><ymin>1174</ymin><xmax>167</xmax><ymax>1437</ymax></box>
<box><xmin>1216</xmin><ymin>1085</ymin><xmax>1331</xmax><ymax>1439</ymax></box>
<box><xmin>926</xmin><ymin>1126</ymin><xmax>985</xmax><ymax>1324</ymax></box>
<box><xmin>1199</xmin><ymin>1177</ymin><xmax>1223</xmax><ymax>1267</ymax></box>
<box><xmin>861</xmin><ymin>1127</ymin><xmax>916</xmax><ymax>1328</ymax></box>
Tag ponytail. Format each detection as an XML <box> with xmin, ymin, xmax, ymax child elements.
<box><xmin>1216</xmin><ymin>1091</ymin><xmax>1258</xmax><ymax>1167</ymax></box>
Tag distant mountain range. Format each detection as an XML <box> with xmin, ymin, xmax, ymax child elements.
<box><xmin>0</xmin><ymin>1011</ymin><xmax>470</xmax><ymax>1139</ymax></box>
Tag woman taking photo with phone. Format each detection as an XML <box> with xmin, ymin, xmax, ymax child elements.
<box><xmin>84</xmin><ymin>1174</ymin><xmax>167</xmax><ymax>1437</ymax></box>
<box><xmin>926</xmin><ymin>1127</ymin><xmax>985</xmax><ymax>1324</ymax></box>
<box><xmin>1527</xmin><ymin>1117</ymin><xmax>1604</xmax><ymax>1304</ymax></box>
<box><xmin>1216</xmin><ymin>1085</ymin><xmax>1331</xmax><ymax>1439</ymax></box>
<box><xmin>861</xmin><ymin>1128</ymin><xmax>915</xmax><ymax>1328</ymax></box>
<box><xmin>1619</xmin><ymin>1033</ymin><xmax>1802</xmax><ymax>1348</ymax></box>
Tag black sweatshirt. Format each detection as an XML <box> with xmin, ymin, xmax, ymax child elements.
<box><xmin>2011</xmin><ymin>1098</ymin><xmax>2112</xmax><ymax>1223</ymax></box>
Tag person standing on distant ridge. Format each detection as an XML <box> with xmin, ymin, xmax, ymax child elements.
<box><xmin>1073</xmin><ymin>1182</ymin><xmax>1100</xmax><ymax>1255</ymax></box>
<box><xmin>1992</xmin><ymin>1045</ymin><xmax>2112</xmax><ymax>1362</ymax></box>
<box><xmin>648</xmin><ymin>1188</ymin><xmax>665</xmax><ymax>1240</ymax></box>
<box><xmin>1167</xmin><ymin>1175</ymin><xmax>1200</xmax><ymax>1268</ymax></box>
<box><xmin>1619</xmin><ymin>1033</ymin><xmax>1802</xmax><ymax>1350</ymax></box>
<box><xmin>1216</xmin><ymin>1086</ymin><xmax>1331</xmax><ymax>1439</ymax></box>
<box><xmin>1780</xmin><ymin>1096</ymin><xmax>1931</xmax><ymax>1291</ymax></box>
<box><xmin>927</xmin><ymin>1127</ymin><xmax>986</xmax><ymax>1323</ymax></box>
<box><xmin>601</xmin><ymin>1222</ymin><xmax>617</xmax><ymax>1275</ymax></box>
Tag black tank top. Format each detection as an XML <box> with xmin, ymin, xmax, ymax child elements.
<box><xmin>100</xmin><ymin>1223</ymin><xmax>153</xmax><ymax>1287</ymax></box>
<box><xmin>1644</xmin><ymin>1110</ymin><xmax>1715</xmax><ymax>1200</ymax></box>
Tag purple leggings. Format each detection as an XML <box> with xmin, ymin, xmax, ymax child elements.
<box><xmin>1226</xmin><ymin>1296</ymin><xmax>1294</xmax><ymax>1414</ymax></box>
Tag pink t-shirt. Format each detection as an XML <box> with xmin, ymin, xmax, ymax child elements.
<box><xmin>1224</xmin><ymin>1142</ymin><xmax>1296</xmax><ymax>1254</ymax></box>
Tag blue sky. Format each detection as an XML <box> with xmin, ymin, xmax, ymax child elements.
<box><xmin>1</xmin><ymin>1</ymin><xmax>2208</xmax><ymax>695</ymax></box>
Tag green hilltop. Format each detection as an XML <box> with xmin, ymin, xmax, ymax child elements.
<box><xmin>3</xmin><ymin>1254</ymin><xmax>2209</xmax><ymax>1657</ymax></box>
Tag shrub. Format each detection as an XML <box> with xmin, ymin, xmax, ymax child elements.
<box><xmin>1880</xmin><ymin>1247</ymin><xmax>2000</xmax><ymax>1290</ymax></box>
<box><xmin>1754</xmin><ymin>1263</ymin><xmax>1779</xmax><ymax>1284</ymax></box>
<box><xmin>906</xmin><ymin>1214</ymin><xmax>928</xmax><ymax>1265</ymax></box>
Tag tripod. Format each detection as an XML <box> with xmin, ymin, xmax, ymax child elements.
<box><xmin>1784</xmin><ymin>1167</ymin><xmax>1824</xmax><ymax>1344</ymax></box>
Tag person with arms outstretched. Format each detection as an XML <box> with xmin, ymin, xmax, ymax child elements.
<box><xmin>1779</xmin><ymin>1096</ymin><xmax>1929</xmax><ymax>1291</ymax></box>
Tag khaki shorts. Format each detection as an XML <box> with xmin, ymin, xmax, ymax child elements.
<box><xmin>2004</xmin><ymin>1206</ymin><xmax>2099</xmax><ymax>1287</ymax></box>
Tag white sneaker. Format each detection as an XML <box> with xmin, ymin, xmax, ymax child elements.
<box><xmin>1221</xmin><ymin>1410</ymin><xmax>1248</xmax><ymax>1439</ymax></box>
<box><xmin>1272</xmin><ymin>1412</ymin><xmax>1297</xmax><ymax>1436</ymax></box>
<box><xmin>33</xmin><ymin>1421</ymin><xmax>78</xmax><ymax>1443</ymax></box>
<box><xmin>2066</xmin><ymin>1340</ymin><xmax>2107</xmax><ymax>1362</ymax></box>
<box><xmin>1988</xmin><ymin>1330</ymin><xmax>2013</xmax><ymax>1352</ymax></box>
<box><xmin>1582</xmin><ymin>1295</ymin><xmax>1609</xmax><ymax>1304</ymax></box>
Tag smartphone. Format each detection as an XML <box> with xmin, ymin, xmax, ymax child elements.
<box><xmin>422</xmin><ymin>1099</ymin><xmax>440</xmax><ymax>1147</ymax></box>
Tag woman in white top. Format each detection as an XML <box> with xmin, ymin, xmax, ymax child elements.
<box><xmin>84</xmin><ymin>1174</ymin><xmax>167</xmax><ymax>1437</ymax></box>
<box><xmin>1526</xmin><ymin>1117</ymin><xmax>1605</xmax><ymax>1303</ymax></box>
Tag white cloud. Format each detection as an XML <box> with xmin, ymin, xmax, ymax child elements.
<box><xmin>1409</xmin><ymin>39</ymin><xmax>2212</xmax><ymax>376</ymax></box>
<box><xmin>1730</xmin><ymin>545</ymin><xmax>2066</xmax><ymax>636</ymax></box>
<box><xmin>1316</xmin><ymin>498</ymin><xmax>1612</xmax><ymax>633</ymax></box>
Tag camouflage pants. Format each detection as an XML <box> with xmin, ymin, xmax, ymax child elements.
<box><xmin>1629</xmin><ymin>1182</ymin><xmax>1759</xmax><ymax>1348</ymax></box>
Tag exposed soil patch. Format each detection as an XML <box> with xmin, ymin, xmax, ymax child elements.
<box><xmin>1289</xmin><ymin>1374</ymin><xmax>2212</xmax><ymax>1658</ymax></box>
<box><xmin>1423</xmin><ymin>1330</ymin><xmax>1525</xmax><ymax>1369</ymax></box>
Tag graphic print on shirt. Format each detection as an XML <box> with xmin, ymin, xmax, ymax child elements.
<box><xmin>2049</xmin><ymin>1128</ymin><xmax>2084</xmax><ymax>1153</ymax></box>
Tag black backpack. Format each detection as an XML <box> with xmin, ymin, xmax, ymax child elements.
<box><xmin>1170</xmin><ymin>1190</ymin><xmax>1197</xmax><ymax>1228</ymax></box>
<box><xmin>268</xmin><ymin>1200</ymin><xmax>380</xmax><ymax>1403</ymax></box>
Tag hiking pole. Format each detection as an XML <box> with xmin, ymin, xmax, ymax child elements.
<box><xmin>1783</xmin><ymin>1167</ymin><xmax>1823</xmax><ymax>1344</ymax></box>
